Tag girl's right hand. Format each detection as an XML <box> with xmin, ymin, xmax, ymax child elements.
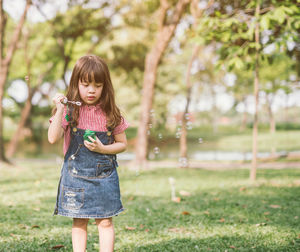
<box><xmin>52</xmin><ymin>93</ymin><xmax>66</xmax><ymax>110</ymax></box>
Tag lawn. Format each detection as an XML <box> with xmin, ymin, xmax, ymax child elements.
<box><xmin>7</xmin><ymin>126</ymin><xmax>300</xmax><ymax>158</ymax></box>
<box><xmin>0</xmin><ymin>159</ymin><xmax>299</xmax><ymax>251</ymax></box>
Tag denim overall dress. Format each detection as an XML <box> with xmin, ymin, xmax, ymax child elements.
<box><xmin>53</xmin><ymin>125</ymin><xmax>124</xmax><ymax>219</ymax></box>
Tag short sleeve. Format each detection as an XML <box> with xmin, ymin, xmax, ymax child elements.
<box><xmin>49</xmin><ymin>107</ymin><xmax>69</xmax><ymax>130</ymax></box>
<box><xmin>113</xmin><ymin>116</ymin><xmax>129</xmax><ymax>135</ymax></box>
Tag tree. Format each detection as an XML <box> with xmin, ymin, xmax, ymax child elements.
<box><xmin>229</xmin><ymin>69</ymin><xmax>253</xmax><ymax>132</ymax></box>
<box><xmin>196</xmin><ymin>0</ymin><xmax>300</xmax><ymax>180</ymax></box>
<box><xmin>179</xmin><ymin>0</ymin><xmax>214</xmax><ymax>168</ymax></box>
<box><xmin>260</xmin><ymin>54</ymin><xmax>294</xmax><ymax>134</ymax></box>
<box><xmin>6</xmin><ymin>26</ymin><xmax>55</xmax><ymax>158</ymax></box>
<box><xmin>5</xmin><ymin>0</ymin><xmax>128</xmax><ymax>157</ymax></box>
<box><xmin>35</xmin><ymin>2</ymin><xmax>120</xmax><ymax>87</ymax></box>
<box><xmin>134</xmin><ymin>0</ymin><xmax>190</xmax><ymax>169</ymax></box>
<box><xmin>0</xmin><ymin>0</ymin><xmax>30</xmax><ymax>162</ymax></box>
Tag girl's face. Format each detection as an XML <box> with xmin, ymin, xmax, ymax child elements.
<box><xmin>78</xmin><ymin>79</ymin><xmax>103</xmax><ymax>105</ymax></box>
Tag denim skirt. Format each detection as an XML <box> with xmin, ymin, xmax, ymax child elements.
<box><xmin>53</xmin><ymin>127</ymin><xmax>124</xmax><ymax>219</ymax></box>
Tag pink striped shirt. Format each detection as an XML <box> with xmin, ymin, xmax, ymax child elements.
<box><xmin>49</xmin><ymin>104</ymin><xmax>129</xmax><ymax>156</ymax></box>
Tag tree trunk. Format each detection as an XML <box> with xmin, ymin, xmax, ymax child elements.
<box><xmin>266</xmin><ymin>94</ymin><xmax>276</xmax><ymax>156</ymax></box>
<box><xmin>241</xmin><ymin>112</ymin><xmax>247</xmax><ymax>131</ymax></box>
<box><xmin>0</xmin><ymin>0</ymin><xmax>30</xmax><ymax>163</ymax></box>
<box><xmin>0</xmin><ymin>0</ymin><xmax>8</xmax><ymax>162</ymax></box>
<box><xmin>250</xmin><ymin>1</ymin><xmax>260</xmax><ymax>181</ymax></box>
<box><xmin>179</xmin><ymin>118</ymin><xmax>188</xmax><ymax>160</ymax></box>
<box><xmin>6</xmin><ymin>90</ymin><xmax>34</xmax><ymax>158</ymax></box>
<box><xmin>266</xmin><ymin>95</ymin><xmax>276</xmax><ymax>134</ymax></box>
<box><xmin>211</xmin><ymin>87</ymin><xmax>218</xmax><ymax>134</ymax></box>
<box><xmin>0</xmin><ymin>66</ymin><xmax>9</xmax><ymax>162</ymax></box>
<box><xmin>179</xmin><ymin>45</ymin><xmax>201</xmax><ymax>168</ymax></box>
<box><xmin>134</xmin><ymin>0</ymin><xmax>190</xmax><ymax>169</ymax></box>
<box><xmin>240</xmin><ymin>99</ymin><xmax>248</xmax><ymax>132</ymax></box>
<box><xmin>178</xmin><ymin>0</ymin><xmax>214</xmax><ymax>168</ymax></box>
<box><xmin>285</xmin><ymin>94</ymin><xmax>289</xmax><ymax>123</ymax></box>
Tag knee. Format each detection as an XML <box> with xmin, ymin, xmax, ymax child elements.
<box><xmin>96</xmin><ymin>218</ymin><xmax>113</xmax><ymax>228</ymax></box>
<box><xmin>73</xmin><ymin>218</ymin><xmax>89</xmax><ymax>228</ymax></box>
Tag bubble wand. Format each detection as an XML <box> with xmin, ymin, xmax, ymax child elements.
<box><xmin>60</xmin><ymin>98</ymin><xmax>96</xmax><ymax>142</ymax></box>
<box><xmin>60</xmin><ymin>98</ymin><xmax>81</xmax><ymax>122</ymax></box>
<box><xmin>60</xmin><ymin>98</ymin><xmax>82</xmax><ymax>106</ymax></box>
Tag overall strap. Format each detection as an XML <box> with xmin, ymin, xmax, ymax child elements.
<box><xmin>106</xmin><ymin>125</ymin><xmax>114</xmax><ymax>144</ymax></box>
<box><xmin>66</xmin><ymin>105</ymin><xmax>74</xmax><ymax>124</ymax></box>
<box><xmin>106</xmin><ymin>126</ymin><xmax>113</xmax><ymax>135</ymax></box>
<box><xmin>66</xmin><ymin>105</ymin><xmax>78</xmax><ymax>137</ymax></box>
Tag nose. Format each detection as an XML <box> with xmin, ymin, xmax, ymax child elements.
<box><xmin>88</xmin><ymin>85</ymin><xmax>96</xmax><ymax>93</ymax></box>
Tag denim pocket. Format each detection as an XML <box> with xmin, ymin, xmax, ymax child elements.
<box><xmin>68</xmin><ymin>152</ymin><xmax>114</xmax><ymax>179</ymax></box>
<box><xmin>68</xmin><ymin>158</ymin><xmax>97</xmax><ymax>178</ymax></box>
<box><xmin>96</xmin><ymin>159</ymin><xmax>114</xmax><ymax>178</ymax></box>
<box><xmin>62</xmin><ymin>186</ymin><xmax>84</xmax><ymax>210</ymax></box>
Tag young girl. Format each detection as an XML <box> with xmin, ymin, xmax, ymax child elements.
<box><xmin>48</xmin><ymin>55</ymin><xmax>129</xmax><ymax>252</ymax></box>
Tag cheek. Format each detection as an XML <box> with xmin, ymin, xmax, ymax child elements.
<box><xmin>78</xmin><ymin>86</ymin><xmax>86</xmax><ymax>98</ymax></box>
<box><xmin>97</xmin><ymin>88</ymin><xmax>103</xmax><ymax>97</ymax></box>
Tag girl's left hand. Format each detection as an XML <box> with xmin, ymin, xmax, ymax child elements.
<box><xmin>84</xmin><ymin>136</ymin><xmax>105</xmax><ymax>153</ymax></box>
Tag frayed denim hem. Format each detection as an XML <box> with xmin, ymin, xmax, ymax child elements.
<box><xmin>53</xmin><ymin>207</ymin><xmax>125</xmax><ymax>219</ymax></box>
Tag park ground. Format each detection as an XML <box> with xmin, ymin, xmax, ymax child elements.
<box><xmin>0</xmin><ymin>159</ymin><xmax>299</xmax><ymax>251</ymax></box>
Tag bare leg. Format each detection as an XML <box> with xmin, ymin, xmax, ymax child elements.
<box><xmin>95</xmin><ymin>218</ymin><xmax>114</xmax><ymax>252</ymax></box>
<box><xmin>72</xmin><ymin>218</ymin><xmax>89</xmax><ymax>252</ymax></box>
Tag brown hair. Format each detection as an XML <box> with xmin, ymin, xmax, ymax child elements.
<box><xmin>52</xmin><ymin>55</ymin><xmax>121</xmax><ymax>130</ymax></box>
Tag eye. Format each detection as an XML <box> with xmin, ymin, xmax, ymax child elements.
<box><xmin>81</xmin><ymin>81</ymin><xmax>88</xmax><ymax>86</ymax></box>
<box><xmin>96</xmin><ymin>83</ymin><xmax>103</xmax><ymax>88</ymax></box>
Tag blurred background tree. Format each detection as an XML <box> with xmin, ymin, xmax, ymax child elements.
<box><xmin>0</xmin><ymin>0</ymin><xmax>299</xmax><ymax>182</ymax></box>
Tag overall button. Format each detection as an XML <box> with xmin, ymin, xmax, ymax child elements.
<box><xmin>73</xmin><ymin>127</ymin><xmax>77</xmax><ymax>132</ymax></box>
<box><xmin>107</xmin><ymin>131</ymin><xmax>111</xmax><ymax>136</ymax></box>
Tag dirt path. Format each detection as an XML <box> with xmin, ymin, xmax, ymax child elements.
<box><xmin>125</xmin><ymin>160</ymin><xmax>300</xmax><ymax>170</ymax></box>
<box><xmin>1</xmin><ymin>158</ymin><xmax>299</xmax><ymax>170</ymax></box>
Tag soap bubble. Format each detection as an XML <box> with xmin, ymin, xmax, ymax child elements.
<box><xmin>150</xmin><ymin>109</ymin><xmax>155</xmax><ymax>118</ymax></box>
<box><xmin>175</xmin><ymin>132</ymin><xmax>181</xmax><ymax>138</ymax></box>
<box><xmin>168</xmin><ymin>177</ymin><xmax>175</xmax><ymax>184</ymax></box>
<box><xmin>178</xmin><ymin>157</ymin><xmax>188</xmax><ymax>168</ymax></box>
<box><xmin>148</xmin><ymin>123</ymin><xmax>153</xmax><ymax>129</ymax></box>
<box><xmin>186</xmin><ymin>121</ymin><xmax>193</xmax><ymax>130</ymax></box>
<box><xmin>158</xmin><ymin>133</ymin><xmax>163</xmax><ymax>139</ymax></box>
<box><xmin>185</xmin><ymin>113</ymin><xmax>190</xmax><ymax>120</ymax></box>
<box><xmin>149</xmin><ymin>152</ymin><xmax>155</xmax><ymax>160</ymax></box>
<box><xmin>154</xmin><ymin>147</ymin><xmax>160</xmax><ymax>155</ymax></box>
<box><xmin>198</xmin><ymin>138</ymin><xmax>203</xmax><ymax>144</ymax></box>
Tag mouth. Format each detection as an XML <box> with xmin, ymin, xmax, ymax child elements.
<box><xmin>87</xmin><ymin>96</ymin><xmax>96</xmax><ymax>101</ymax></box>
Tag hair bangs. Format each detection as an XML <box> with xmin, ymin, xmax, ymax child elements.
<box><xmin>79</xmin><ymin>60</ymin><xmax>105</xmax><ymax>84</ymax></box>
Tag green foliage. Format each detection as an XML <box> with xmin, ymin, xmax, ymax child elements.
<box><xmin>121</xmin><ymin>0</ymin><xmax>159</xmax><ymax>32</ymax></box>
<box><xmin>260</xmin><ymin>54</ymin><xmax>294</xmax><ymax>95</ymax></box>
<box><xmin>3</xmin><ymin>0</ymin><xmax>300</xmax><ymax>148</ymax></box>
<box><xmin>111</xmin><ymin>42</ymin><xmax>147</xmax><ymax>73</ymax></box>
<box><xmin>257</xmin><ymin>122</ymin><xmax>300</xmax><ymax>131</ymax></box>
<box><xmin>195</xmin><ymin>0</ymin><xmax>300</xmax><ymax>74</ymax></box>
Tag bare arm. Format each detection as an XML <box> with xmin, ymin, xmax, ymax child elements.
<box><xmin>84</xmin><ymin>132</ymin><xmax>127</xmax><ymax>155</ymax></box>
<box><xmin>48</xmin><ymin>93</ymin><xmax>66</xmax><ymax>144</ymax></box>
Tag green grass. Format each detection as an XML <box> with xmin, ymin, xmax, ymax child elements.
<box><xmin>0</xmin><ymin>160</ymin><xmax>300</xmax><ymax>251</ymax></box>
<box><xmin>215</xmin><ymin>130</ymin><xmax>299</xmax><ymax>152</ymax></box>
<box><xmin>157</xmin><ymin>127</ymin><xmax>300</xmax><ymax>152</ymax></box>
